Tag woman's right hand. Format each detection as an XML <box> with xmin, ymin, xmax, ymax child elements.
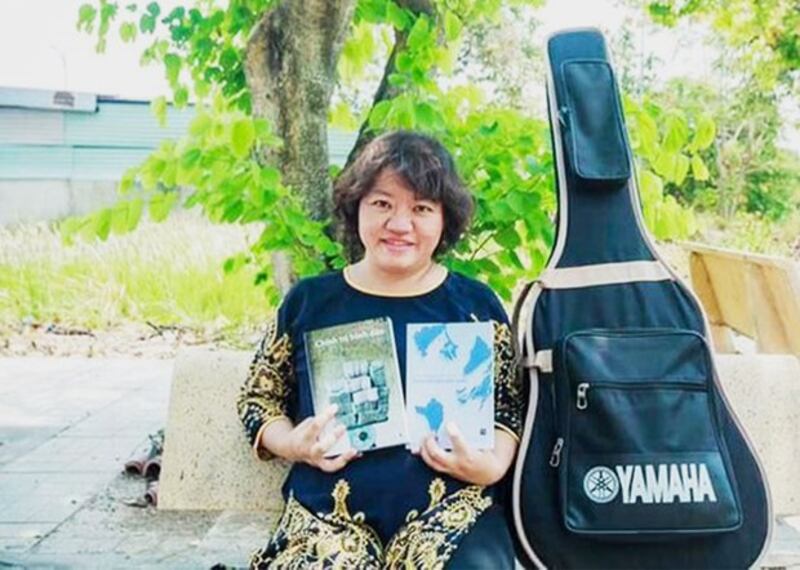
<box><xmin>262</xmin><ymin>404</ymin><xmax>360</xmax><ymax>472</ymax></box>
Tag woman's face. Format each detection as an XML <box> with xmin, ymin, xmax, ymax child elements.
<box><xmin>357</xmin><ymin>168</ymin><xmax>444</xmax><ymax>276</ymax></box>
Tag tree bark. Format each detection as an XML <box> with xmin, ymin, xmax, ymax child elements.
<box><xmin>244</xmin><ymin>0</ymin><xmax>356</xmax><ymax>293</ymax></box>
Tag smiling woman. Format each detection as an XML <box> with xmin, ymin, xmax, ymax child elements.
<box><xmin>236</xmin><ymin>131</ymin><xmax>523</xmax><ymax>569</ymax></box>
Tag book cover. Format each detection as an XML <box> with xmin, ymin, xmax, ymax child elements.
<box><xmin>304</xmin><ymin>317</ymin><xmax>408</xmax><ymax>457</ymax></box>
<box><xmin>406</xmin><ymin>322</ymin><xmax>495</xmax><ymax>452</ymax></box>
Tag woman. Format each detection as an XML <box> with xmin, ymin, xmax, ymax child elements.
<box><xmin>237</xmin><ymin>131</ymin><xmax>522</xmax><ymax>569</ymax></box>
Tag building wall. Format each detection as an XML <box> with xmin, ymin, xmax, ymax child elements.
<box><xmin>0</xmin><ymin>91</ymin><xmax>356</xmax><ymax>225</ymax></box>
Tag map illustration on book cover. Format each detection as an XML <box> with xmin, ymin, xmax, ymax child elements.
<box><xmin>304</xmin><ymin>317</ymin><xmax>408</xmax><ymax>457</ymax></box>
<box><xmin>406</xmin><ymin>322</ymin><xmax>495</xmax><ymax>452</ymax></box>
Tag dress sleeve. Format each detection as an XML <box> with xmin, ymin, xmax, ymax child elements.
<box><xmin>476</xmin><ymin>287</ymin><xmax>523</xmax><ymax>443</ymax></box>
<box><xmin>236</xmin><ymin>304</ymin><xmax>295</xmax><ymax>460</ymax></box>
<box><xmin>494</xmin><ymin>321</ymin><xmax>523</xmax><ymax>443</ymax></box>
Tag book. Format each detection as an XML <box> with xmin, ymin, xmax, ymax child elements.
<box><xmin>406</xmin><ymin>322</ymin><xmax>495</xmax><ymax>452</ymax></box>
<box><xmin>304</xmin><ymin>317</ymin><xmax>408</xmax><ymax>457</ymax></box>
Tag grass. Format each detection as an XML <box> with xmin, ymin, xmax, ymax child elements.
<box><xmin>0</xmin><ymin>212</ymin><xmax>272</xmax><ymax>342</ymax></box>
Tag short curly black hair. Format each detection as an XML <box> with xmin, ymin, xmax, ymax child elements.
<box><xmin>333</xmin><ymin>131</ymin><xmax>474</xmax><ymax>262</ymax></box>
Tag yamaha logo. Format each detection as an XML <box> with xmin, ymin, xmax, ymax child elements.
<box><xmin>583</xmin><ymin>466</ymin><xmax>620</xmax><ymax>503</ymax></box>
<box><xmin>583</xmin><ymin>463</ymin><xmax>718</xmax><ymax>505</ymax></box>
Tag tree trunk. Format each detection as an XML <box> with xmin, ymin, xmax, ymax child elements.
<box><xmin>244</xmin><ymin>0</ymin><xmax>356</xmax><ymax>293</ymax></box>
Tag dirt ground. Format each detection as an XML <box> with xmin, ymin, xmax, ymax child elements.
<box><xmin>0</xmin><ymin>321</ymin><xmax>262</xmax><ymax>359</ymax></box>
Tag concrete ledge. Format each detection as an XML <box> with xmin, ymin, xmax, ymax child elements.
<box><xmin>159</xmin><ymin>349</ymin><xmax>799</xmax><ymax>516</ymax></box>
<box><xmin>716</xmin><ymin>354</ymin><xmax>800</xmax><ymax>516</ymax></box>
<box><xmin>158</xmin><ymin>348</ymin><xmax>289</xmax><ymax>511</ymax></box>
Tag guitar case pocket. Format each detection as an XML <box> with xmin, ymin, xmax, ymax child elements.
<box><xmin>552</xmin><ymin>328</ymin><xmax>742</xmax><ymax>539</ymax></box>
<box><xmin>561</xmin><ymin>60</ymin><xmax>631</xmax><ymax>183</ymax></box>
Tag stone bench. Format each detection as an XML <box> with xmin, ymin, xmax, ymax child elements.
<box><xmin>158</xmin><ymin>348</ymin><xmax>800</xmax><ymax>517</ymax></box>
<box><xmin>158</xmin><ymin>348</ymin><xmax>289</xmax><ymax>513</ymax></box>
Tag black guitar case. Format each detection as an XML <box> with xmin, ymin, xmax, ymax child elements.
<box><xmin>511</xmin><ymin>29</ymin><xmax>771</xmax><ymax>569</ymax></box>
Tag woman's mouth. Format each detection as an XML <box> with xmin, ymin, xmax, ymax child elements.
<box><xmin>380</xmin><ymin>239</ymin><xmax>415</xmax><ymax>253</ymax></box>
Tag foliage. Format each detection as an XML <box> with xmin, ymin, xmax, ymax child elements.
<box><xmin>647</xmin><ymin>0</ymin><xmax>799</xmax><ymax>90</ymax></box>
<box><xmin>643</xmin><ymin>78</ymin><xmax>800</xmax><ymax>221</ymax></box>
<box><xmin>71</xmin><ymin>0</ymin><xmax>705</xmax><ymax>306</ymax></box>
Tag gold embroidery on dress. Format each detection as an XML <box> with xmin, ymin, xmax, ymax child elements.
<box><xmin>383</xmin><ymin>480</ymin><xmax>493</xmax><ymax>570</ymax></box>
<box><xmin>427</xmin><ymin>478</ymin><xmax>446</xmax><ymax>510</ymax></box>
<box><xmin>250</xmin><ymin>478</ymin><xmax>493</xmax><ymax>569</ymax></box>
<box><xmin>237</xmin><ymin>318</ymin><xmax>295</xmax><ymax>449</ymax></box>
<box><xmin>249</xmin><ymin>481</ymin><xmax>383</xmax><ymax>570</ymax></box>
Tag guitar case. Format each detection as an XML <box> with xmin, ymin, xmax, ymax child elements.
<box><xmin>511</xmin><ymin>28</ymin><xmax>771</xmax><ymax>569</ymax></box>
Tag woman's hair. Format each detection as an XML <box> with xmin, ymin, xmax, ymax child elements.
<box><xmin>333</xmin><ymin>131</ymin><xmax>474</xmax><ymax>261</ymax></box>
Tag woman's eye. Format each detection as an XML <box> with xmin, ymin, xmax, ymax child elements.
<box><xmin>414</xmin><ymin>204</ymin><xmax>435</xmax><ymax>214</ymax></box>
<box><xmin>371</xmin><ymin>199</ymin><xmax>391</xmax><ymax>209</ymax></box>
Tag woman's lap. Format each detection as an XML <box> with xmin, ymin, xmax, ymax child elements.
<box><xmin>249</xmin><ymin>491</ymin><xmax>516</xmax><ymax>569</ymax></box>
<box><xmin>443</xmin><ymin>504</ymin><xmax>516</xmax><ymax>570</ymax></box>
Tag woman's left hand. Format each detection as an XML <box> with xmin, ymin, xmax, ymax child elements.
<box><xmin>417</xmin><ymin>422</ymin><xmax>518</xmax><ymax>486</ymax></box>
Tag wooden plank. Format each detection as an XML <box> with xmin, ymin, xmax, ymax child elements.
<box><xmin>702</xmin><ymin>253</ymin><xmax>754</xmax><ymax>337</ymax></box>
<box><xmin>749</xmin><ymin>264</ymin><xmax>792</xmax><ymax>353</ymax></box>
<box><xmin>684</xmin><ymin>242</ymin><xmax>800</xmax><ymax>357</ymax></box>
<box><xmin>689</xmin><ymin>252</ymin><xmax>723</xmax><ymax>323</ymax></box>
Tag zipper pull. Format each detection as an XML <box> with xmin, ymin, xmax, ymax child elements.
<box><xmin>576</xmin><ymin>382</ymin><xmax>590</xmax><ymax>410</ymax></box>
<box><xmin>549</xmin><ymin>437</ymin><xmax>564</xmax><ymax>467</ymax></box>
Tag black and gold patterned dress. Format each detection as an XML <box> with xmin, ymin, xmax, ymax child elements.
<box><xmin>237</xmin><ymin>269</ymin><xmax>522</xmax><ymax>569</ymax></box>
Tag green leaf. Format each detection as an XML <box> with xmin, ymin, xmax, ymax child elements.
<box><xmin>189</xmin><ymin>113</ymin><xmax>212</xmax><ymax>137</ymax></box>
<box><xmin>118</xmin><ymin>170</ymin><xmax>136</xmax><ymax>194</ymax></box>
<box><xmin>329</xmin><ymin>101</ymin><xmax>360</xmax><ymax>130</ymax></box>
<box><xmin>126</xmin><ymin>198</ymin><xmax>144</xmax><ymax>231</ymax></box>
<box><xmin>146</xmin><ymin>2</ymin><xmax>161</xmax><ymax>17</ymax></box>
<box><xmin>691</xmin><ymin>154</ymin><xmax>710</xmax><ymax>181</ymax></box>
<box><xmin>149</xmin><ymin>191</ymin><xmax>178</xmax><ymax>222</ymax></box>
<box><xmin>231</xmin><ymin>119</ymin><xmax>255</xmax><ymax>158</ymax></box>
<box><xmin>140</xmin><ymin>13</ymin><xmax>156</xmax><ymax>33</ymax></box>
<box><xmin>119</xmin><ymin>21</ymin><xmax>137</xmax><ymax>42</ymax></box>
<box><xmin>260</xmin><ymin>167</ymin><xmax>281</xmax><ymax>188</ymax></box>
<box><xmin>413</xmin><ymin>102</ymin><xmax>444</xmax><ymax>130</ymax></box>
<box><xmin>174</xmin><ymin>86</ymin><xmax>189</xmax><ymax>107</ymax></box>
<box><xmin>386</xmin><ymin>1</ymin><xmax>411</xmax><ymax>30</ymax></box>
<box><xmin>692</xmin><ymin>114</ymin><xmax>716</xmax><ymax>151</ymax></box>
<box><xmin>444</xmin><ymin>12</ymin><xmax>463</xmax><ymax>42</ymax></box>
<box><xmin>636</xmin><ymin>111</ymin><xmax>659</xmax><ymax>158</ymax></box>
<box><xmin>151</xmin><ymin>96</ymin><xmax>167</xmax><ymax>127</ymax></box>
<box><xmin>356</xmin><ymin>0</ymin><xmax>386</xmax><ymax>23</ymax></box>
<box><xmin>653</xmin><ymin>151</ymin><xmax>677</xmax><ymax>180</ymax></box>
<box><xmin>406</xmin><ymin>15</ymin><xmax>431</xmax><ymax>51</ymax></box>
<box><xmin>506</xmin><ymin>190</ymin><xmax>539</xmax><ymax>211</ymax></box>
<box><xmin>494</xmin><ymin>226</ymin><xmax>521</xmax><ymax>249</ymax></box>
<box><xmin>164</xmin><ymin>53</ymin><xmax>181</xmax><ymax>86</ymax></box>
<box><xmin>368</xmin><ymin>100</ymin><xmax>392</xmax><ymax>128</ymax></box>
<box><xmin>662</xmin><ymin>114</ymin><xmax>689</xmax><ymax>153</ymax></box>
<box><xmin>673</xmin><ymin>153</ymin><xmax>690</xmax><ymax>185</ymax></box>
<box><xmin>77</xmin><ymin>4</ymin><xmax>97</xmax><ymax>31</ymax></box>
<box><xmin>94</xmin><ymin>209</ymin><xmax>112</xmax><ymax>241</ymax></box>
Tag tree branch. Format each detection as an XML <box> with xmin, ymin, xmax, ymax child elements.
<box><xmin>341</xmin><ymin>0</ymin><xmax>435</xmax><ymax>172</ymax></box>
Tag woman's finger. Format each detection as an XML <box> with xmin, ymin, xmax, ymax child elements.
<box><xmin>309</xmin><ymin>423</ymin><xmax>346</xmax><ymax>458</ymax></box>
<box><xmin>445</xmin><ymin>422</ymin><xmax>471</xmax><ymax>459</ymax></box>
<box><xmin>318</xmin><ymin>448</ymin><xmax>360</xmax><ymax>473</ymax></box>
<box><xmin>419</xmin><ymin>441</ymin><xmax>445</xmax><ymax>473</ymax></box>
<box><xmin>422</xmin><ymin>435</ymin><xmax>453</xmax><ymax>472</ymax></box>
<box><xmin>305</xmin><ymin>404</ymin><xmax>339</xmax><ymax>442</ymax></box>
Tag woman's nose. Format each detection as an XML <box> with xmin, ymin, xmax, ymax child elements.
<box><xmin>385</xmin><ymin>211</ymin><xmax>413</xmax><ymax>232</ymax></box>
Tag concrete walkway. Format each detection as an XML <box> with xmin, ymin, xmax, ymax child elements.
<box><xmin>0</xmin><ymin>356</ymin><xmax>799</xmax><ymax>568</ymax></box>
<box><xmin>0</xmin><ymin>357</ymin><xmax>268</xmax><ymax>569</ymax></box>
